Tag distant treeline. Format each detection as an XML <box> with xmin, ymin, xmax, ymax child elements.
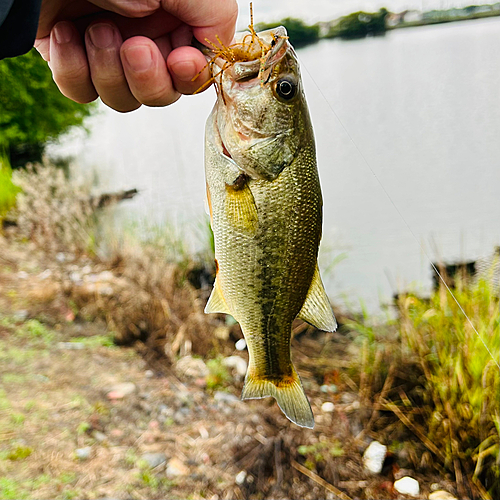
<box><xmin>256</xmin><ymin>9</ymin><xmax>389</xmax><ymax>47</ymax></box>
<box><xmin>256</xmin><ymin>3</ymin><xmax>500</xmax><ymax>48</ymax></box>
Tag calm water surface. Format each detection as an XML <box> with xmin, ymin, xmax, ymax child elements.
<box><xmin>51</xmin><ymin>18</ymin><xmax>500</xmax><ymax>313</ymax></box>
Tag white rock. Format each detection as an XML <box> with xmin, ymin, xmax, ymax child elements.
<box><xmin>175</xmin><ymin>356</ymin><xmax>209</xmax><ymax>378</ymax></box>
<box><xmin>235</xmin><ymin>470</ymin><xmax>247</xmax><ymax>485</ymax></box>
<box><xmin>321</xmin><ymin>402</ymin><xmax>335</xmax><ymax>412</ymax></box>
<box><xmin>394</xmin><ymin>476</ymin><xmax>420</xmax><ymax>497</ymax></box>
<box><xmin>38</xmin><ymin>269</ymin><xmax>52</xmax><ymax>280</ymax></box>
<box><xmin>235</xmin><ymin>339</ymin><xmax>246</xmax><ymax>351</ymax></box>
<box><xmin>429</xmin><ymin>491</ymin><xmax>457</xmax><ymax>500</ymax></box>
<box><xmin>106</xmin><ymin>382</ymin><xmax>136</xmax><ymax>397</ymax></box>
<box><xmin>166</xmin><ymin>457</ymin><xmax>189</xmax><ymax>477</ymax></box>
<box><xmin>362</xmin><ymin>441</ymin><xmax>387</xmax><ymax>474</ymax></box>
<box><xmin>222</xmin><ymin>356</ymin><xmax>247</xmax><ymax>378</ymax></box>
<box><xmin>75</xmin><ymin>447</ymin><xmax>91</xmax><ymax>460</ymax></box>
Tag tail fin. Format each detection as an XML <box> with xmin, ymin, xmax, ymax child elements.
<box><xmin>241</xmin><ymin>370</ymin><xmax>314</xmax><ymax>428</ymax></box>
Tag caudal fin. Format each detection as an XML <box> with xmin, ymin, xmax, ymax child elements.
<box><xmin>241</xmin><ymin>370</ymin><xmax>314</xmax><ymax>428</ymax></box>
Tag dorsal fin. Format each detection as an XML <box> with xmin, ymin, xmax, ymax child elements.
<box><xmin>205</xmin><ymin>278</ymin><xmax>231</xmax><ymax>315</ymax></box>
<box><xmin>297</xmin><ymin>264</ymin><xmax>337</xmax><ymax>332</ymax></box>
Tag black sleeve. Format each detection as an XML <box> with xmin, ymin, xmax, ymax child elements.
<box><xmin>0</xmin><ymin>0</ymin><xmax>42</xmax><ymax>59</ymax></box>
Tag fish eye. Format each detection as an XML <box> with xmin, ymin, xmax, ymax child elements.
<box><xmin>275</xmin><ymin>78</ymin><xmax>297</xmax><ymax>102</ymax></box>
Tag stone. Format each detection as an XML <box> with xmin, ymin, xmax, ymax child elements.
<box><xmin>362</xmin><ymin>441</ymin><xmax>387</xmax><ymax>474</ymax></box>
<box><xmin>394</xmin><ymin>476</ymin><xmax>420</xmax><ymax>497</ymax></box>
<box><xmin>144</xmin><ymin>369</ymin><xmax>154</xmax><ymax>378</ymax></box>
<box><xmin>321</xmin><ymin>402</ymin><xmax>335</xmax><ymax>412</ymax></box>
<box><xmin>214</xmin><ymin>391</ymin><xmax>239</xmax><ymax>404</ymax></box>
<box><xmin>175</xmin><ymin>356</ymin><xmax>209</xmax><ymax>378</ymax></box>
<box><xmin>141</xmin><ymin>452</ymin><xmax>166</xmax><ymax>469</ymax></box>
<box><xmin>235</xmin><ymin>470</ymin><xmax>247</xmax><ymax>485</ymax></box>
<box><xmin>106</xmin><ymin>382</ymin><xmax>136</xmax><ymax>400</ymax></box>
<box><xmin>429</xmin><ymin>491</ymin><xmax>457</xmax><ymax>500</ymax></box>
<box><xmin>38</xmin><ymin>269</ymin><xmax>52</xmax><ymax>280</ymax></box>
<box><xmin>166</xmin><ymin>457</ymin><xmax>189</xmax><ymax>477</ymax></box>
<box><xmin>92</xmin><ymin>431</ymin><xmax>107</xmax><ymax>442</ymax></box>
<box><xmin>13</xmin><ymin>310</ymin><xmax>29</xmax><ymax>321</ymax></box>
<box><xmin>75</xmin><ymin>447</ymin><xmax>91</xmax><ymax>460</ymax></box>
<box><xmin>235</xmin><ymin>339</ymin><xmax>247</xmax><ymax>351</ymax></box>
<box><xmin>57</xmin><ymin>342</ymin><xmax>85</xmax><ymax>350</ymax></box>
<box><xmin>222</xmin><ymin>356</ymin><xmax>247</xmax><ymax>378</ymax></box>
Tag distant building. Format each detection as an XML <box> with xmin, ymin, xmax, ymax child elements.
<box><xmin>386</xmin><ymin>12</ymin><xmax>405</xmax><ymax>27</ymax></box>
<box><xmin>403</xmin><ymin>10</ymin><xmax>423</xmax><ymax>23</ymax></box>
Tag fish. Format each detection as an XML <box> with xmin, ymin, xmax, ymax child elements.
<box><xmin>202</xmin><ymin>25</ymin><xmax>337</xmax><ymax>428</ymax></box>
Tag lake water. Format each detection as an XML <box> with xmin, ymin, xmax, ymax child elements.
<box><xmin>51</xmin><ymin>17</ymin><xmax>500</xmax><ymax>314</ymax></box>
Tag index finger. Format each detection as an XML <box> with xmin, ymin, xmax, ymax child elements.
<box><xmin>160</xmin><ymin>0</ymin><xmax>238</xmax><ymax>47</ymax></box>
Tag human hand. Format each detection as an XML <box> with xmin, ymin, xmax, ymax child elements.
<box><xmin>34</xmin><ymin>0</ymin><xmax>238</xmax><ymax>112</ymax></box>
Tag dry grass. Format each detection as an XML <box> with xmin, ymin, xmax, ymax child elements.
<box><xmin>12</xmin><ymin>163</ymin><xmax>95</xmax><ymax>255</ymax></box>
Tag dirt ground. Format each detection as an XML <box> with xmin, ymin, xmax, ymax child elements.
<box><xmin>0</xmin><ymin>235</ymin><xmax>451</xmax><ymax>500</ymax></box>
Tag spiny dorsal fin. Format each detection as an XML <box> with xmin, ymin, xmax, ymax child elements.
<box><xmin>205</xmin><ymin>278</ymin><xmax>231</xmax><ymax>315</ymax></box>
<box><xmin>241</xmin><ymin>368</ymin><xmax>314</xmax><ymax>428</ymax></box>
<box><xmin>297</xmin><ymin>264</ymin><xmax>337</xmax><ymax>332</ymax></box>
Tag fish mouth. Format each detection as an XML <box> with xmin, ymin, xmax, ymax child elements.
<box><xmin>195</xmin><ymin>26</ymin><xmax>289</xmax><ymax>83</ymax></box>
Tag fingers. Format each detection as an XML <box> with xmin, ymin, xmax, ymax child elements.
<box><xmin>85</xmin><ymin>22</ymin><xmax>140</xmax><ymax>112</ymax></box>
<box><xmin>160</xmin><ymin>0</ymin><xmax>238</xmax><ymax>46</ymax></box>
<box><xmin>120</xmin><ymin>36</ymin><xmax>180</xmax><ymax>107</ymax></box>
<box><xmin>49</xmin><ymin>21</ymin><xmax>98</xmax><ymax>103</ymax></box>
<box><xmin>168</xmin><ymin>46</ymin><xmax>211</xmax><ymax>95</ymax></box>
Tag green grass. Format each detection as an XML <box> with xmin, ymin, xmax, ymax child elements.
<box><xmin>0</xmin><ymin>156</ymin><xmax>20</xmax><ymax>221</ymax></box>
<box><xmin>353</xmin><ymin>277</ymin><xmax>500</xmax><ymax>496</ymax></box>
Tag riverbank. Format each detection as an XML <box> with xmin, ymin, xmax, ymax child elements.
<box><xmin>1</xmin><ymin>164</ymin><xmax>498</xmax><ymax>499</ymax></box>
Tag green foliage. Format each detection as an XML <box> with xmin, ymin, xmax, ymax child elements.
<box><xmin>256</xmin><ymin>18</ymin><xmax>320</xmax><ymax>47</ymax></box>
<box><xmin>69</xmin><ymin>334</ymin><xmax>116</xmax><ymax>349</ymax></box>
<box><xmin>297</xmin><ymin>440</ymin><xmax>344</xmax><ymax>470</ymax></box>
<box><xmin>206</xmin><ymin>357</ymin><xmax>231</xmax><ymax>390</ymax></box>
<box><xmin>328</xmin><ymin>9</ymin><xmax>388</xmax><ymax>39</ymax></box>
<box><xmin>354</xmin><ymin>277</ymin><xmax>500</xmax><ymax>495</ymax></box>
<box><xmin>0</xmin><ymin>156</ymin><xmax>20</xmax><ymax>220</ymax></box>
<box><xmin>0</xmin><ymin>49</ymin><xmax>95</xmax><ymax>166</ymax></box>
<box><xmin>6</xmin><ymin>445</ymin><xmax>32</xmax><ymax>460</ymax></box>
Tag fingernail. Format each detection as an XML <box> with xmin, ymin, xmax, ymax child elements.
<box><xmin>88</xmin><ymin>23</ymin><xmax>115</xmax><ymax>49</ymax></box>
<box><xmin>53</xmin><ymin>22</ymin><xmax>73</xmax><ymax>44</ymax></box>
<box><xmin>122</xmin><ymin>45</ymin><xmax>153</xmax><ymax>73</ymax></box>
<box><xmin>170</xmin><ymin>61</ymin><xmax>197</xmax><ymax>82</ymax></box>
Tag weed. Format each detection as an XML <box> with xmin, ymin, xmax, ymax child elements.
<box><xmin>0</xmin><ymin>156</ymin><xmax>20</xmax><ymax>222</ymax></box>
<box><xmin>206</xmin><ymin>357</ymin><xmax>231</xmax><ymax>390</ymax></box>
<box><xmin>354</xmin><ymin>277</ymin><xmax>500</xmax><ymax>497</ymax></box>
<box><xmin>0</xmin><ymin>478</ymin><xmax>28</xmax><ymax>500</ymax></box>
<box><xmin>297</xmin><ymin>440</ymin><xmax>344</xmax><ymax>470</ymax></box>
<box><xmin>9</xmin><ymin>413</ymin><xmax>25</xmax><ymax>426</ymax></box>
<box><xmin>19</xmin><ymin>319</ymin><xmax>54</xmax><ymax>344</ymax></box>
<box><xmin>69</xmin><ymin>334</ymin><xmax>115</xmax><ymax>348</ymax></box>
<box><xmin>6</xmin><ymin>445</ymin><xmax>32</xmax><ymax>460</ymax></box>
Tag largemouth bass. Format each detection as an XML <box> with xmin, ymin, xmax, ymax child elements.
<box><xmin>203</xmin><ymin>26</ymin><xmax>336</xmax><ymax>428</ymax></box>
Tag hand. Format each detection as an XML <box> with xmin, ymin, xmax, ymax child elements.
<box><xmin>34</xmin><ymin>0</ymin><xmax>238</xmax><ymax>112</ymax></box>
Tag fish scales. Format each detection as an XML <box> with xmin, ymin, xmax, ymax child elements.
<box><xmin>203</xmin><ymin>26</ymin><xmax>336</xmax><ymax>428</ymax></box>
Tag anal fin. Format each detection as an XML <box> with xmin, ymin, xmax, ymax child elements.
<box><xmin>297</xmin><ymin>264</ymin><xmax>337</xmax><ymax>332</ymax></box>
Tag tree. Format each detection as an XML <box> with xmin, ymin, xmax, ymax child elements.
<box><xmin>0</xmin><ymin>50</ymin><xmax>95</xmax><ymax>167</ymax></box>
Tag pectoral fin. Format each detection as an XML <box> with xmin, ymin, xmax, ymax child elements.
<box><xmin>297</xmin><ymin>264</ymin><xmax>337</xmax><ymax>332</ymax></box>
<box><xmin>224</xmin><ymin>179</ymin><xmax>258</xmax><ymax>235</ymax></box>
<box><xmin>205</xmin><ymin>278</ymin><xmax>231</xmax><ymax>315</ymax></box>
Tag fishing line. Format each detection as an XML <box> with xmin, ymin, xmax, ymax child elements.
<box><xmin>302</xmin><ymin>63</ymin><xmax>500</xmax><ymax>371</ymax></box>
